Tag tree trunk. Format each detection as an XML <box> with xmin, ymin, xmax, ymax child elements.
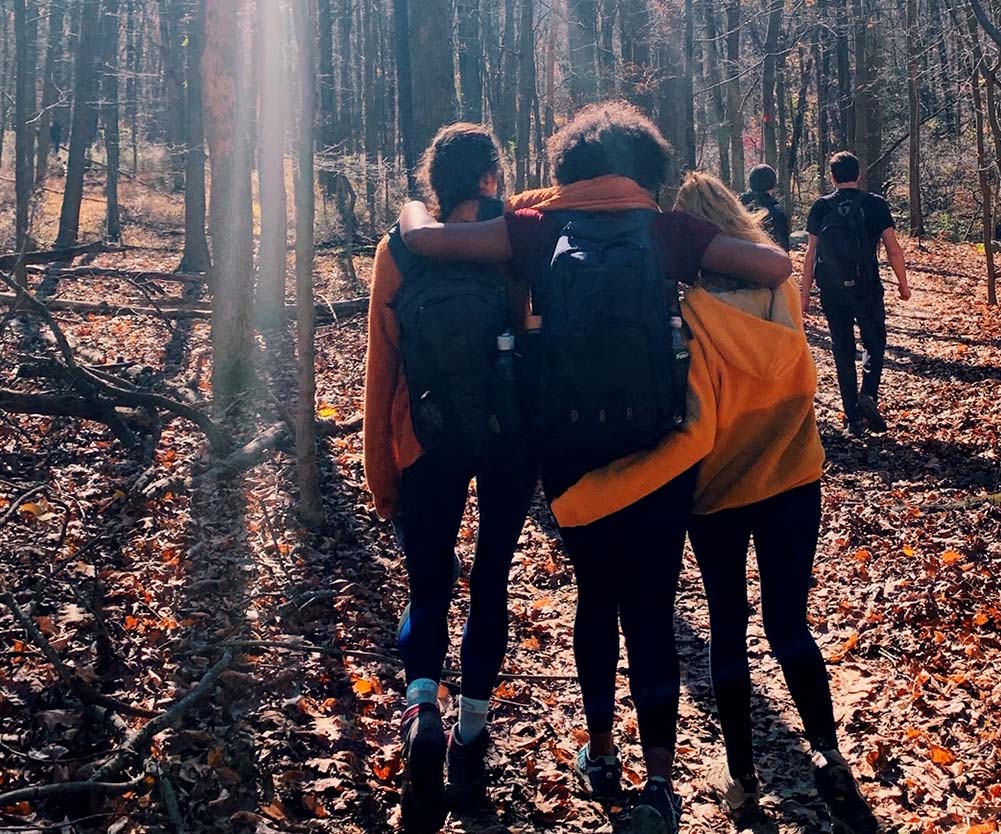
<box><xmin>701</xmin><ymin>0</ymin><xmax>730</xmax><ymax>185</ymax></box>
<box><xmin>55</xmin><ymin>0</ymin><xmax>101</xmax><ymax>249</ymax></box>
<box><xmin>777</xmin><ymin>37</ymin><xmax>791</xmax><ymax>216</ymax></box>
<box><xmin>543</xmin><ymin>5</ymin><xmax>556</xmax><ymax>182</ymax></box>
<box><xmin>457</xmin><ymin>0</ymin><xmax>483</xmax><ymax>122</ymax></box>
<box><xmin>159</xmin><ymin>0</ymin><xmax>186</xmax><ymax>191</ymax></box>
<box><xmin>317</xmin><ymin>0</ymin><xmax>336</xmax><ymax>195</ymax></box>
<box><xmin>906</xmin><ymin>0</ymin><xmax>923</xmax><ymax>236</ymax></box>
<box><xmin>393</xmin><ymin>0</ymin><xmax>416</xmax><ymax>192</ymax></box>
<box><xmin>813</xmin><ymin>16</ymin><xmax>829</xmax><ymax>193</ymax></box>
<box><xmin>835</xmin><ymin>0</ymin><xmax>852</xmax><ymax>147</ymax></box>
<box><xmin>515</xmin><ymin>0</ymin><xmax>535</xmax><ymax>192</ymax></box>
<box><xmin>0</xmin><ymin>4</ymin><xmax>11</xmax><ymax>179</ymax></box>
<box><xmin>724</xmin><ymin>0</ymin><xmax>745</xmax><ymax>192</ymax></box>
<box><xmin>204</xmin><ymin>0</ymin><xmax>256</xmax><ymax>397</ymax></box>
<box><xmin>362</xmin><ymin>0</ymin><xmax>378</xmax><ymax>227</ymax></box>
<box><xmin>496</xmin><ymin>0</ymin><xmax>517</xmax><ymax>144</ymax></box>
<box><xmin>256</xmin><ymin>0</ymin><xmax>289</xmax><ymax>327</ymax></box>
<box><xmin>99</xmin><ymin>0</ymin><xmax>121</xmax><ymax>241</ymax></box>
<box><xmin>291</xmin><ymin>0</ymin><xmax>324</xmax><ymax>525</ymax></box>
<box><xmin>568</xmin><ymin>0</ymin><xmax>598</xmax><ymax>107</ymax></box>
<box><xmin>34</xmin><ymin>0</ymin><xmax>65</xmax><ymax>185</ymax></box>
<box><xmin>862</xmin><ymin>0</ymin><xmax>883</xmax><ymax>191</ymax></box>
<box><xmin>620</xmin><ymin>0</ymin><xmax>653</xmax><ymax>112</ymax></box>
<box><xmin>126</xmin><ymin>0</ymin><xmax>138</xmax><ymax>173</ymax></box>
<box><xmin>761</xmin><ymin>0</ymin><xmax>782</xmax><ymax>168</ymax></box>
<box><xmin>409</xmin><ymin>0</ymin><xmax>457</xmax><ymax>152</ymax></box>
<box><xmin>179</xmin><ymin>0</ymin><xmax>211</xmax><ymax>273</ymax></box>
<box><xmin>597</xmin><ymin>0</ymin><xmax>616</xmax><ymax>98</ymax></box>
<box><xmin>851</xmin><ymin>0</ymin><xmax>868</xmax><ymax>186</ymax></box>
<box><xmin>25</xmin><ymin>0</ymin><xmax>37</xmax><ymax>181</ymax></box>
<box><xmin>14</xmin><ymin>0</ymin><xmax>32</xmax><ymax>284</ymax></box>
<box><xmin>335</xmin><ymin>0</ymin><xmax>354</xmax><ymax>152</ymax></box>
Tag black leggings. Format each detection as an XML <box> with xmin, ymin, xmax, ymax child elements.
<box><xmin>556</xmin><ymin>468</ymin><xmax>697</xmax><ymax>752</ymax></box>
<box><xmin>688</xmin><ymin>481</ymin><xmax>837</xmax><ymax>777</ymax></box>
<box><xmin>398</xmin><ymin>452</ymin><xmax>536</xmax><ymax>701</ymax></box>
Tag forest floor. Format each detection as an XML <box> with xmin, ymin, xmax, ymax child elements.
<box><xmin>1</xmin><ymin>178</ymin><xmax>1000</xmax><ymax>834</ymax></box>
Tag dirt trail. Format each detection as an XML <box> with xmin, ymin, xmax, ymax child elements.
<box><xmin>1</xmin><ymin>234</ymin><xmax>998</xmax><ymax>834</ymax></box>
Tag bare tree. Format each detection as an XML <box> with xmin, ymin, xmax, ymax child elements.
<box><xmin>292</xmin><ymin>0</ymin><xmax>324</xmax><ymax>525</ymax></box>
<box><xmin>907</xmin><ymin>0</ymin><xmax>923</xmax><ymax>236</ymax></box>
<box><xmin>515</xmin><ymin>0</ymin><xmax>535</xmax><ymax>191</ymax></box>
<box><xmin>204</xmin><ymin>0</ymin><xmax>256</xmax><ymax>396</ymax></box>
<box><xmin>55</xmin><ymin>0</ymin><xmax>100</xmax><ymax>249</ymax></box>
<box><xmin>179</xmin><ymin>0</ymin><xmax>211</xmax><ymax>273</ymax></box>
<box><xmin>13</xmin><ymin>0</ymin><xmax>31</xmax><ymax>283</ymax></box>
<box><xmin>34</xmin><ymin>0</ymin><xmax>66</xmax><ymax>184</ymax></box>
<box><xmin>99</xmin><ymin>0</ymin><xmax>122</xmax><ymax>242</ymax></box>
<box><xmin>255</xmin><ymin>0</ymin><xmax>289</xmax><ymax>327</ymax></box>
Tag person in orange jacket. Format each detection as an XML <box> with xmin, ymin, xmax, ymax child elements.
<box><xmin>397</xmin><ymin>102</ymin><xmax>792</xmax><ymax>834</ymax></box>
<box><xmin>559</xmin><ymin>172</ymin><xmax>878</xmax><ymax>834</ymax></box>
<box><xmin>363</xmin><ymin>124</ymin><xmax>536</xmax><ymax>833</ymax></box>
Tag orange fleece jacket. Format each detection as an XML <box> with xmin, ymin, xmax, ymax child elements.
<box><xmin>550</xmin><ymin>279</ymin><xmax>825</xmax><ymax>526</ymax></box>
<box><xmin>363</xmin><ymin>236</ymin><xmax>423</xmax><ymax>520</ymax></box>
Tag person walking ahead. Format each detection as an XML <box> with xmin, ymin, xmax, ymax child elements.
<box><xmin>740</xmin><ymin>164</ymin><xmax>790</xmax><ymax>251</ymax></box>
<box><xmin>801</xmin><ymin>151</ymin><xmax>911</xmax><ymax>436</ymax></box>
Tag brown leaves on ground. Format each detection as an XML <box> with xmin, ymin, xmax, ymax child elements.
<box><xmin>0</xmin><ymin>233</ymin><xmax>999</xmax><ymax>834</ymax></box>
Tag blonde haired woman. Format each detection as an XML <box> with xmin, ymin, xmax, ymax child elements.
<box><xmin>556</xmin><ymin>172</ymin><xmax>878</xmax><ymax>833</ymax></box>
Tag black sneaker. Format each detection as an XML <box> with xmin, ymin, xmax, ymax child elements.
<box><xmin>843</xmin><ymin>416</ymin><xmax>867</xmax><ymax>437</ymax></box>
<box><xmin>857</xmin><ymin>394</ymin><xmax>887</xmax><ymax>433</ymax></box>
<box><xmin>574</xmin><ymin>743</ymin><xmax>622</xmax><ymax>799</ymax></box>
<box><xmin>445</xmin><ymin>725</ymin><xmax>489</xmax><ymax>811</ymax></box>
<box><xmin>631</xmin><ymin>779</ymin><xmax>682</xmax><ymax>834</ymax></box>
<box><xmin>400</xmin><ymin>703</ymin><xmax>447</xmax><ymax>834</ymax></box>
<box><xmin>813</xmin><ymin>750</ymin><xmax>879</xmax><ymax>834</ymax></box>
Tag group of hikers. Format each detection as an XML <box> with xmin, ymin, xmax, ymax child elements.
<box><xmin>363</xmin><ymin>100</ymin><xmax>909</xmax><ymax>834</ymax></box>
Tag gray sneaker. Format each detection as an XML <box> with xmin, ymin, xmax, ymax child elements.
<box><xmin>574</xmin><ymin>743</ymin><xmax>622</xmax><ymax>799</ymax></box>
<box><xmin>708</xmin><ymin>760</ymin><xmax>759</xmax><ymax>818</ymax></box>
<box><xmin>813</xmin><ymin>749</ymin><xmax>879</xmax><ymax>834</ymax></box>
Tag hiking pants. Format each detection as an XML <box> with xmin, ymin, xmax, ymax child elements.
<box><xmin>397</xmin><ymin>452</ymin><xmax>536</xmax><ymax>701</ymax></box>
<box><xmin>688</xmin><ymin>481</ymin><xmax>838</xmax><ymax>777</ymax></box>
<box><xmin>820</xmin><ymin>283</ymin><xmax>887</xmax><ymax>421</ymax></box>
<box><xmin>555</xmin><ymin>467</ymin><xmax>697</xmax><ymax>753</ymax></box>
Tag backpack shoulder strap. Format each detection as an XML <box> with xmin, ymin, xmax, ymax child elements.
<box><xmin>387</xmin><ymin>224</ymin><xmax>422</xmax><ymax>282</ymax></box>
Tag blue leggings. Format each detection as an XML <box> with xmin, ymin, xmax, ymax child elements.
<box><xmin>397</xmin><ymin>453</ymin><xmax>535</xmax><ymax>701</ymax></box>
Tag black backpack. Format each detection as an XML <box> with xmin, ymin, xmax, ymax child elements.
<box><xmin>815</xmin><ymin>192</ymin><xmax>874</xmax><ymax>293</ymax></box>
<box><xmin>388</xmin><ymin>203</ymin><xmax>511</xmax><ymax>462</ymax></box>
<box><xmin>534</xmin><ymin>209</ymin><xmax>684</xmax><ymax>472</ymax></box>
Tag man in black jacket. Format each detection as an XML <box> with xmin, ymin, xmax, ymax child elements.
<box><xmin>741</xmin><ymin>164</ymin><xmax>791</xmax><ymax>251</ymax></box>
<box><xmin>801</xmin><ymin>151</ymin><xmax>911</xmax><ymax>437</ymax></box>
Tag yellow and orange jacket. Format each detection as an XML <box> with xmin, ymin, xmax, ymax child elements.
<box><xmin>504</xmin><ymin>176</ymin><xmax>825</xmax><ymax>527</ymax></box>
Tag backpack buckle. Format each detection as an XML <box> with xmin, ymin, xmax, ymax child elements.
<box><xmin>570</xmin><ymin>409</ymin><xmax>578</xmax><ymax>423</ymax></box>
<box><xmin>598</xmin><ymin>409</ymin><xmax>606</xmax><ymax>423</ymax></box>
<box><xmin>626</xmin><ymin>407</ymin><xmax>633</xmax><ymax>421</ymax></box>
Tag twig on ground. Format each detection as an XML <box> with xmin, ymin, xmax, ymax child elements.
<box><xmin>90</xmin><ymin>651</ymin><xmax>233</xmax><ymax>783</ymax></box>
<box><xmin>0</xmin><ymin>774</ymin><xmax>148</xmax><ymax>807</ymax></box>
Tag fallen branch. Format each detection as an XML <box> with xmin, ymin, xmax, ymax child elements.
<box><xmin>0</xmin><ymin>275</ymin><xmax>231</xmax><ymax>452</ymax></box>
<box><xmin>199</xmin><ymin>415</ymin><xmax>362</xmax><ymax>478</ymax></box>
<box><xmin>0</xmin><ymin>292</ymin><xmax>368</xmax><ymax>321</ymax></box>
<box><xmin>89</xmin><ymin>651</ymin><xmax>233</xmax><ymax>783</ymax></box>
<box><xmin>0</xmin><ymin>242</ymin><xmax>127</xmax><ymax>270</ymax></box>
<box><xmin>26</xmin><ymin>264</ymin><xmax>206</xmax><ymax>286</ymax></box>
<box><xmin>0</xmin><ymin>774</ymin><xmax>148</xmax><ymax>807</ymax></box>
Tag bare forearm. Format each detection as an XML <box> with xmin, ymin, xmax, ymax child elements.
<box><xmin>397</xmin><ymin>201</ymin><xmax>513</xmax><ymax>263</ymax></box>
<box><xmin>887</xmin><ymin>248</ymin><xmax>907</xmax><ymax>286</ymax></box>
<box><xmin>702</xmin><ymin>236</ymin><xmax>792</xmax><ymax>288</ymax></box>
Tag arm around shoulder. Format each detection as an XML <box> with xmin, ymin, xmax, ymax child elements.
<box><xmin>702</xmin><ymin>235</ymin><xmax>792</xmax><ymax>288</ymax></box>
<box><xmin>398</xmin><ymin>201</ymin><xmax>513</xmax><ymax>263</ymax></box>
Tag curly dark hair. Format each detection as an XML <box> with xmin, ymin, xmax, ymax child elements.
<box><xmin>415</xmin><ymin>123</ymin><xmax>503</xmax><ymax>220</ymax></box>
<box><xmin>546</xmin><ymin>100</ymin><xmax>673</xmax><ymax>192</ymax></box>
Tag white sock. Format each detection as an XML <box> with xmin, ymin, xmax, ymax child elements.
<box><xmin>457</xmin><ymin>696</ymin><xmax>489</xmax><ymax>743</ymax></box>
<box><xmin>406</xmin><ymin>678</ymin><xmax>439</xmax><ymax>707</ymax></box>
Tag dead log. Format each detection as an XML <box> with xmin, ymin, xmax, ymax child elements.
<box><xmin>26</xmin><ymin>264</ymin><xmax>207</xmax><ymax>286</ymax></box>
<box><xmin>0</xmin><ymin>292</ymin><xmax>369</xmax><ymax>321</ymax></box>
<box><xmin>0</xmin><ymin>241</ymin><xmax>128</xmax><ymax>270</ymax></box>
<box><xmin>199</xmin><ymin>414</ymin><xmax>363</xmax><ymax>479</ymax></box>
